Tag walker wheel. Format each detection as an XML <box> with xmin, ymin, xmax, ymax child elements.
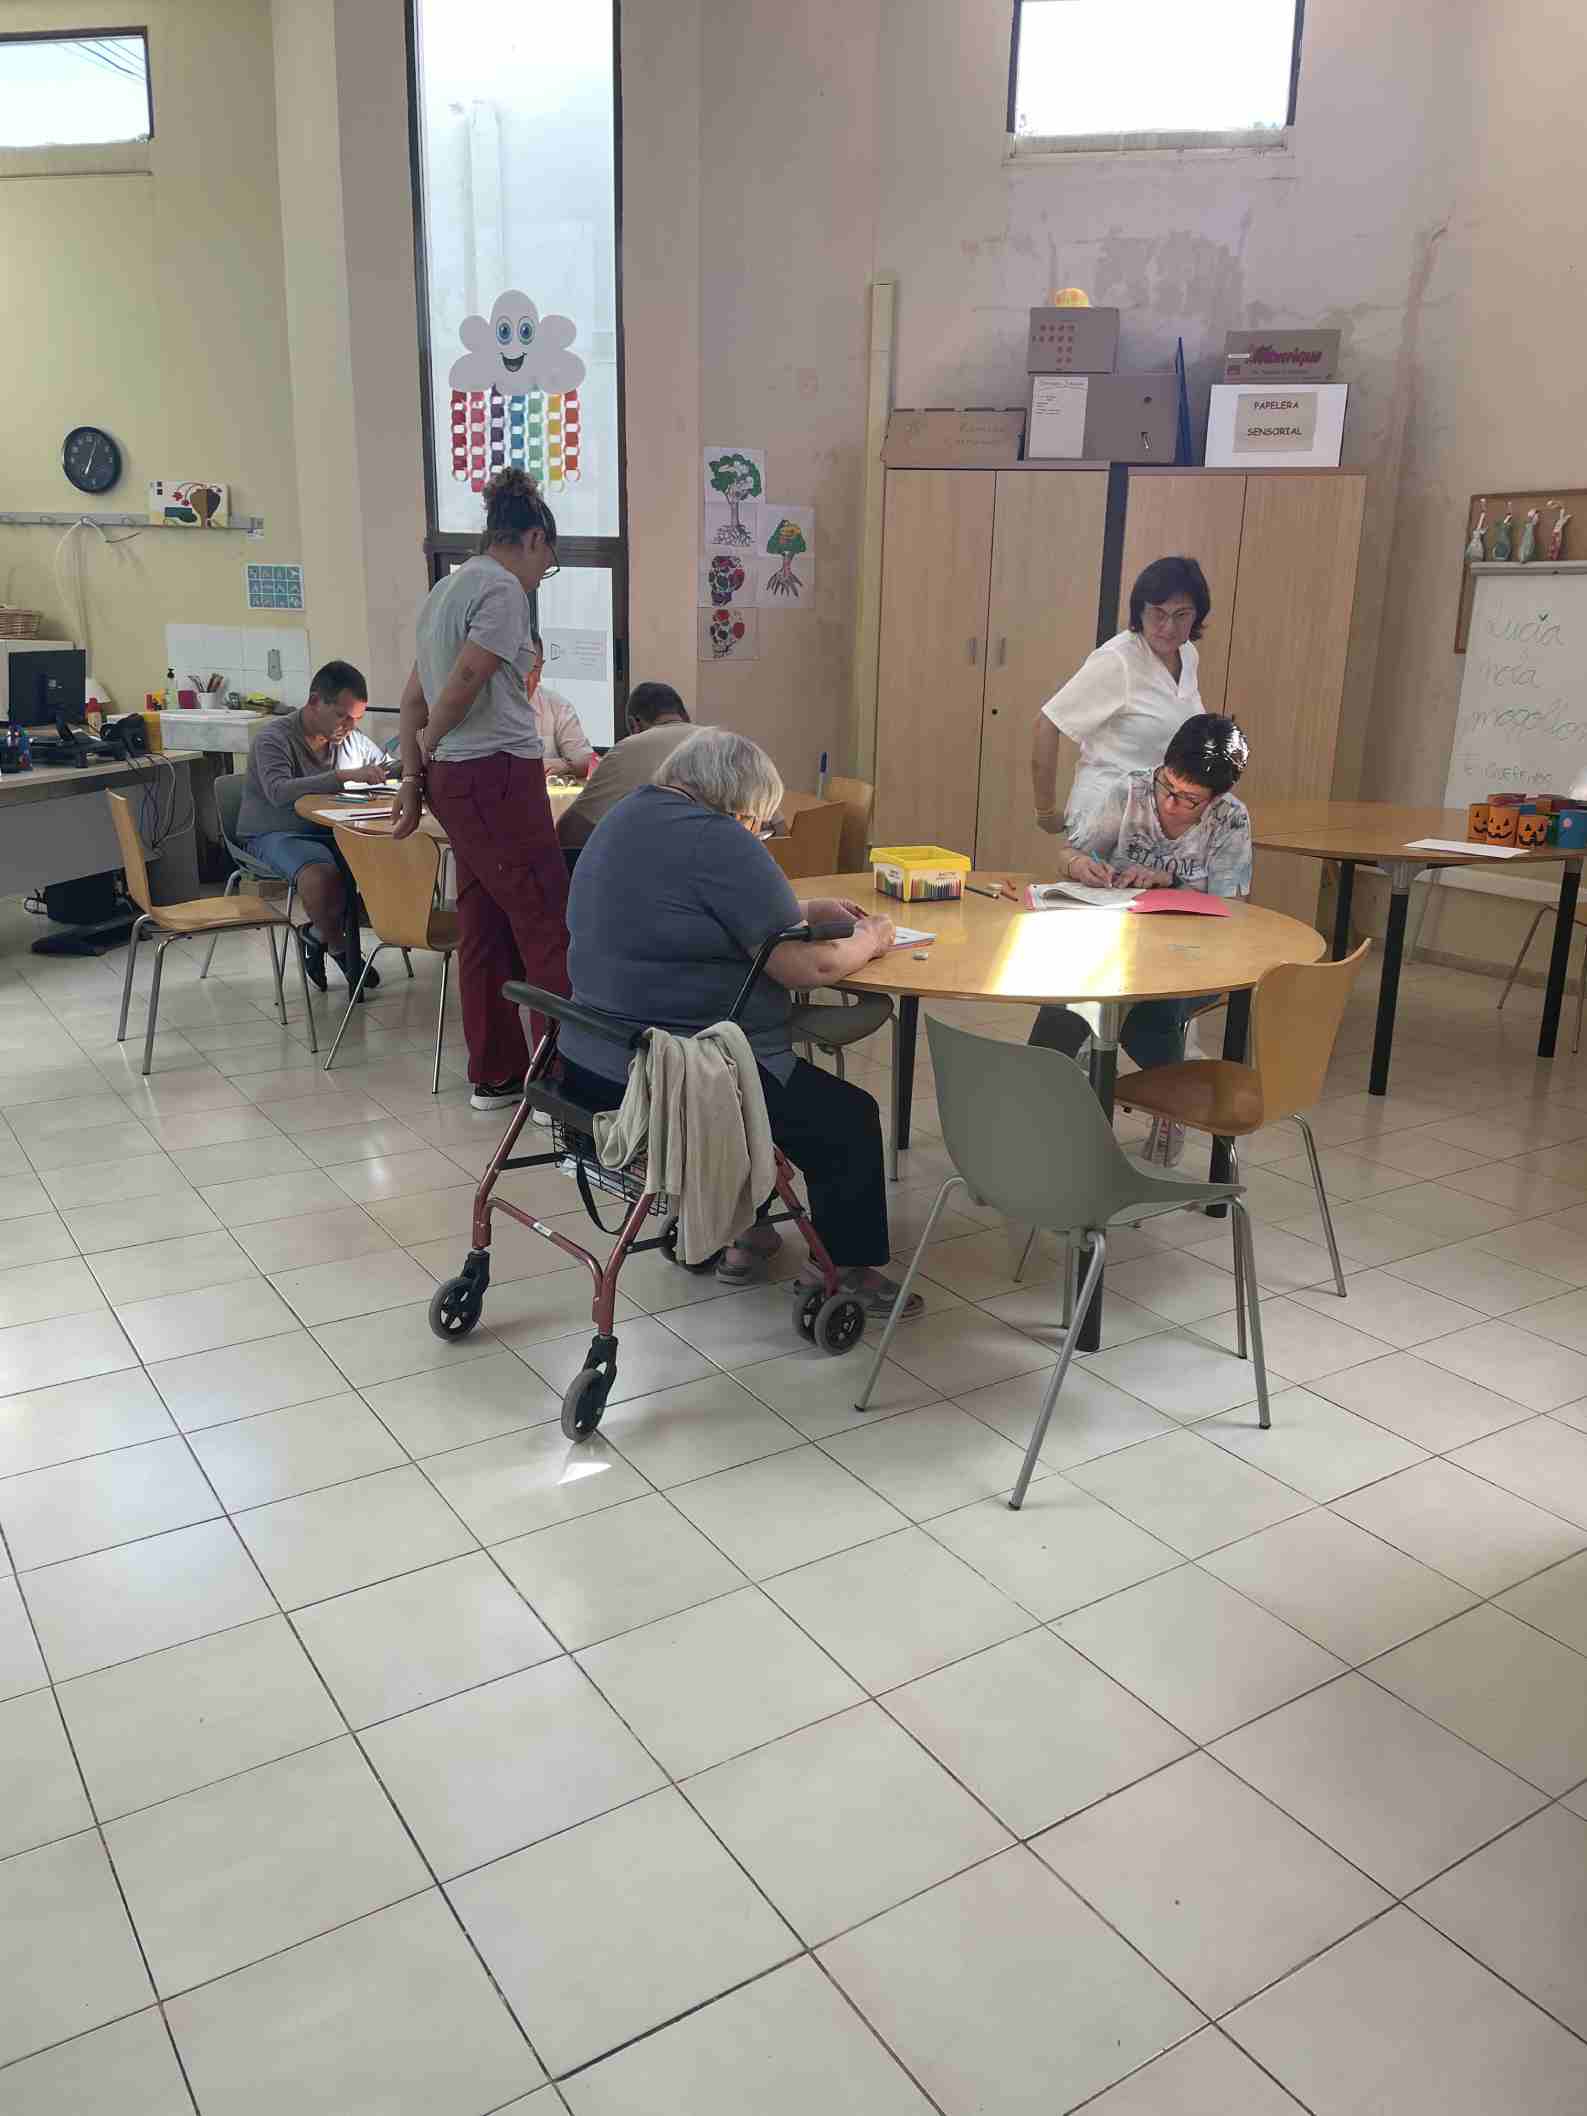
<box><xmin>813</xmin><ymin>1293</ymin><xmax>866</xmax><ymax>1357</ymax></box>
<box><xmin>428</xmin><ymin>1275</ymin><xmax>483</xmax><ymax>1339</ymax></box>
<box><xmin>794</xmin><ymin>1288</ymin><xmax>824</xmax><ymax>1341</ymax></box>
<box><xmin>561</xmin><ymin>1366</ymin><xmax>610</xmax><ymax>1440</ymax></box>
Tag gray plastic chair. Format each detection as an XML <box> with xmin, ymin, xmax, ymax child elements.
<box><xmin>200</xmin><ymin>774</ymin><xmax>295</xmax><ymax>980</ymax></box>
<box><xmin>856</xmin><ymin>1013</ymin><xmax>1271</xmax><ymax>1508</ymax></box>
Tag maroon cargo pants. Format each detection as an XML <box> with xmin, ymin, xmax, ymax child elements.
<box><xmin>425</xmin><ymin>751</ymin><xmax>569</xmax><ymax>1084</ymax></box>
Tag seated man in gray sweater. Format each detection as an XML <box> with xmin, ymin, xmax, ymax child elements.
<box><xmin>236</xmin><ymin>659</ymin><xmax>390</xmax><ymax>991</ymax></box>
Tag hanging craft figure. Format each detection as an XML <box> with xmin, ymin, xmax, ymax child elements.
<box><xmin>447</xmin><ymin>291</ymin><xmax>585</xmax><ymax>495</ymax></box>
<box><xmin>706</xmin><ymin>451</ymin><xmax>762</xmax><ymax>545</ymax></box>
<box><xmin>1492</xmin><ymin>510</ymin><xmax>1515</xmax><ymax>562</ymax></box>
<box><xmin>765</xmin><ymin>516</ymin><xmax>808</xmax><ymax>598</ymax></box>
<box><xmin>1519</xmin><ymin>507</ymin><xmax>1540</xmax><ymax>564</ymax></box>
<box><xmin>1548</xmin><ymin>502</ymin><xmax>1572</xmax><ymax>563</ymax></box>
<box><xmin>1465</xmin><ymin>501</ymin><xmax>1487</xmax><ymax>563</ymax></box>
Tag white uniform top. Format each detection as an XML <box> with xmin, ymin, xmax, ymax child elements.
<box><xmin>1040</xmin><ymin>628</ymin><xmax>1202</xmax><ymax>823</ymax></box>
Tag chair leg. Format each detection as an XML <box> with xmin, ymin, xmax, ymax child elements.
<box><xmin>1575</xmin><ymin>930</ymin><xmax>1587</xmax><ymax>1058</ymax></box>
<box><xmin>833</xmin><ymin>1045</ymin><xmax>845</xmax><ymax>1081</ymax></box>
<box><xmin>1061</xmin><ymin>1242</ymin><xmax>1076</xmax><ymax>1330</ymax></box>
<box><xmin>293</xmin><ymin>928</ymin><xmax>319</xmax><ymax>1055</ymax></box>
<box><xmin>116</xmin><ymin>916</ymin><xmax>150</xmax><ymax>1043</ymax></box>
<box><xmin>1232</xmin><ymin>1201</ymin><xmax>1271</xmax><ymax>1429</ymax></box>
<box><xmin>265</xmin><ymin>922</ymin><xmax>286</xmax><ymax>1027</ymax></box>
<box><xmin>1010</xmin><ymin>1231</ymin><xmax>1106</xmax><ymax>1510</ymax></box>
<box><xmin>1498</xmin><ymin>906</ymin><xmax>1546</xmax><ymax>1013</ymax></box>
<box><xmin>1014</xmin><ymin>1226</ymin><xmax>1040</xmax><ymax>1284</ymax></box>
<box><xmin>854</xmin><ymin>1176</ymin><xmax>965</xmax><ymax>1410</ymax></box>
<box><xmin>884</xmin><ymin>1012</ymin><xmax>900</xmax><ymax>1182</ymax></box>
<box><xmin>201</xmin><ymin>873</ymin><xmax>241</xmax><ymax>980</ymax></box>
<box><xmin>1224</xmin><ymin>1140</ymin><xmax>1249</xmax><ymax>1358</ymax></box>
<box><xmin>402</xmin><ymin>948</ymin><xmax>415</xmax><ymax>981</ymax></box>
<box><xmin>1295</xmin><ymin>1115</ymin><xmax>1347</xmax><ymax>1297</ymax></box>
<box><xmin>142</xmin><ymin>938</ymin><xmax>173</xmax><ymax>1076</ymax></box>
<box><xmin>432</xmin><ymin>951</ymin><xmax>452</xmax><ymax>1095</ymax></box>
<box><xmin>323</xmin><ymin>944</ymin><xmax>383</xmax><ymax>1072</ymax></box>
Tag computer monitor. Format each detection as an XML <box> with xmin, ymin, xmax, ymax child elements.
<box><xmin>7</xmin><ymin>647</ymin><xmax>86</xmax><ymax>728</ymax></box>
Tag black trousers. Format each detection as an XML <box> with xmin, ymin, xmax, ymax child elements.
<box><xmin>560</xmin><ymin>1053</ymin><xmax>889</xmax><ymax>1268</ymax></box>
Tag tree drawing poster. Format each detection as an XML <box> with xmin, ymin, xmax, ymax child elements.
<box><xmin>757</xmin><ymin>504</ymin><xmax>815</xmax><ymax>608</ymax></box>
<box><xmin>702</xmin><ymin>446</ymin><xmax>765</xmax><ymax>548</ymax></box>
<box><xmin>698</xmin><ymin>605</ymin><xmax>760</xmax><ymax>664</ymax></box>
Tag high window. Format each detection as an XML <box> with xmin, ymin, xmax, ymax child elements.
<box><xmin>0</xmin><ymin>30</ymin><xmax>152</xmax><ymax>148</ymax></box>
<box><xmin>1009</xmin><ymin>0</ymin><xmax>1303</xmax><ymax>149</ymax></box>
<box><xmin>410</xmin><ymin>0</ymin><xmax>624</xmax><ymax>740</ymax></box>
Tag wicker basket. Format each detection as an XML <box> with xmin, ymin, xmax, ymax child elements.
<box><xmin>0</xmin><ymin>609</ymin><xmax>43</xmax><ymax>639</ymax></box>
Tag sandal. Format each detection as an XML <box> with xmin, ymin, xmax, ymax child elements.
<box><xmin>715</xmin><ymin>1225</ymin><xmax>783</xmax><ymax>1286</ymax></box>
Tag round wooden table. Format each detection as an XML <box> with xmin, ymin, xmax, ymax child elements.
<box><xmin>801</xmin><ymin>869</ymin><xmax>1326</xmax><ymax>1347</ymax></box>
<box><xmin>294</xmin><ymin>779</ymin><xmax>583</xmax><ymax>839</ymax></box>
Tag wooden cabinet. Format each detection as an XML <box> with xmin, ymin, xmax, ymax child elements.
<box><xmin>1115</xmin><ymin>471</ymin><xmax>1247</xmax><ymax>709</ymax></box>
<box><xmin>1224</xmin><ymin>474</ymin><xmax>1366</xmax><ymax>926</ymax></box>
<box><xmin>874</xmin><ymin>467</ymin><xmax>1105</xmax><ymax>866</ymax></box>
<box><xmin>872</xmin><ymin>471</ymin><xmax>994</xmax><ymax>849</ymax></box>
<box><xmin>873</xmin><ymin>465</ymin><xmax>1365</xmax><ymax>929</ymax></box>
<box><xmin>976</xmin><ymin>472</ymin><xmax>1109</xmax><ymax>873</ymax></box>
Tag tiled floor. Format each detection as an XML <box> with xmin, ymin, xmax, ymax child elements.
<box><xmin>2</xmin><ymin>906</ymin><xmax>1587</xmax><ymax>2112</ymax></box>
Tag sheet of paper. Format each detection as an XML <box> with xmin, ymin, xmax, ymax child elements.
<box><xmin>1404</xmin><ymin>837</ymin><xmax>1528</xmax><ymax>858</ymax></box>
<box><xmin>891</xmin><ymin>927</ymin><xmax>935</xmax><ymax>947</ymax></box>
<box><xmin>1025</xmin><ymin>880</ymin><xmax>1144</xmax><ymax>910</ymax></box>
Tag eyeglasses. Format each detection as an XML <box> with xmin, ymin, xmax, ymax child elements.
<box><xmin>540</xmin><ymin>557</ymin><xmax>561</xmax><ymax>581</ymax></box>
<box><xmin>1154</xmin><ymin>767</ymin><xmax>1212</xmax><ymax>814</ymax></box>
<box><xmin>1144</xmin><ymin>604</ymin><xmax>1196</xmax><ymax>629</ymax></box>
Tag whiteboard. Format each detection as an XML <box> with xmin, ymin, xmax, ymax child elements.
<box><xmin>1445</xmin><ymin>564</ymin><xmax>1587</xmax><ymax>810</ymax></box>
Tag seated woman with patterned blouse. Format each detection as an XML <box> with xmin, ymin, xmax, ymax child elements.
<box><xmin>1030</xmin><ymin>712</ymin><xmax>1252</xmax><ymax>1165</ymax></box>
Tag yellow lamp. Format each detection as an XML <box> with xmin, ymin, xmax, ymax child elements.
<box><xmin>1050</xmin><ymin>288</ymin><xmax>1091</xmax><ymax>307</ymax></box>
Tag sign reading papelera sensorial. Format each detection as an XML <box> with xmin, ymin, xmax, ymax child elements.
<box><xmin>1233</xmin><ymin>392</ymin><xmax>1319</xmax><ymax>453</ymax></box>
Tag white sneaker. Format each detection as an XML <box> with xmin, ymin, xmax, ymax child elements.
<box><xmin>1143</xmin><ymin>1117</ymin><xmax>1186</xmax><ymax>1168</ymax></box>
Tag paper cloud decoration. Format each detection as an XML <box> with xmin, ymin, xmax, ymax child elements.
<box><xmin>448</xmin><ymin>292</ymin><xmax>587</xmax><ymax>395</ymax></box>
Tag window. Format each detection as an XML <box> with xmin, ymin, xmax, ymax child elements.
<box><xmin>0</xmin><ymin>30</ymin><xmax>152</xmax><ymax>149</ymax></box>
<box><xmin>409</xmin><ymin>0</ymin><xmax>625</xmax><ymax>741</ymax></box>
<box><xmin>1009</xmin><ymin>0</ymin><xmax>1302</xmax><ymax>147</ymax></box>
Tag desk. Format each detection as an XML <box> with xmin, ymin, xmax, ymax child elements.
<box><xmin>294</xmin><ymin>780</ymin><xmax>583</xmax><ymax>839</ymax></box>
<box><xmin>0</xmin><ymin>751</ymin><xmax>202</xmax><ymax>904</ymax></box>
<box><xmin>1250</xmin><ymin>801</ymin><xmax>1584</xmax><ymax>1095</ymax></box>
<box><xmin>806</xmin><ymin>870</ymin><xmax>1326</xmax><ymax>1348</ymax></box>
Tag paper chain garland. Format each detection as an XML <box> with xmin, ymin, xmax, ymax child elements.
<box><xmin>450</xmin><ymin>388</ymin><xmax>582</xmax><ymax>492</ymax></box>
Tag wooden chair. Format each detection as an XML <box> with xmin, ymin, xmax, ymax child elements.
<box><xmin>767</xmin><ymin>799</ymin><xmax>844</xmax><ymax>880</ymax></box>
<box><xmin>326</xmin><ymin>824</ymin><xmax>458</xmax><ymax>1092</ymax></box>
<box><xmin>821</xmin><ymin>773</ymin><xmax>874</xmax><ymax>871</ymax></box>
<box><xmin>108</xmin><ymin>791</ymin><xmax>315</xmax><ymax>1076</ymax></box>
<box><xmin>1115</xmin><ymin>942</ymin><xmax>1373</xmax><ymax>1298</ymax></box>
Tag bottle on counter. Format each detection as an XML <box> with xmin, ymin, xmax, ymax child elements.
<box><xmin>164</xmin><ymin>667</ymin><xmax>179</xmax><ymax>710</ymax></box>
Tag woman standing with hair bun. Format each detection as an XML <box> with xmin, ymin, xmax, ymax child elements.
<box><xmin>396</xmin><ymin>468</ymin><xmax>570</xmax><ymax>1109</ymax></box>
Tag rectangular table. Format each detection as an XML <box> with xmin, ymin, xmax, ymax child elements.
<box><xmin>1249</xmin><ymin>800</ymin><xmax>1584</xmax><ymax>1095</ymax></box>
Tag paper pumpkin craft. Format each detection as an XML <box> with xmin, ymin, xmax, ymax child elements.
<box><xmin>448</xmin><ymin>291</ymin><xmax>585</xmax><ymax>494</ymax></box>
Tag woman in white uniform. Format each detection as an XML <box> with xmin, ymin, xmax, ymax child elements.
<box><xmin>1030</xmin><ymin>555</ymin><xmax>1209</xmax><ymax>884</ymax></box>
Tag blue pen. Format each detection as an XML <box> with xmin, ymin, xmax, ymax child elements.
<box><xmin>817</xmin><ymin>750</ymin><xmax>828</xmax><ymax>798</ymax></box>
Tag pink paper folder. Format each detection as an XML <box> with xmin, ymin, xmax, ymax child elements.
<box><xmin>1127</xmin><ymin>890</ymin><xmax>1230</xmax><ymax>917</ymax></box>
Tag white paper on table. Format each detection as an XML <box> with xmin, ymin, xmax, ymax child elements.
<box><xmin>1403</xmin><ymin>838</ymin><xmax>1528</xmax><ymax>858</ymax></box>
<box><xmin>1027</xmin><ymin>880</ymin><xmax>1146</xmax><ymax>909</ymax></box>
<box><xmin>890</xmin><ymin>927</ymin><xmax>935</xmax><ymax>947</ymax></box>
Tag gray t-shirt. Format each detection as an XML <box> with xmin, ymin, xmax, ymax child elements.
<box><xmin>415</xmin><ymin>554</ymin><xmax>542</xmax><ymax>763</ymax></box>
<box><xmin>561</xmin><ymin>784</ymin><xmax>801</xmax><ymax>1083</ymax></box>
<box><xmin>236</xmin><ymin>710</ymin><xmax>387</xmax><ymax>839</ymax></box>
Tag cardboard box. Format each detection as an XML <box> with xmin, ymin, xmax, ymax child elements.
<box><xmin>1222</xmin><ymin>330</ymin><xmax>1341</xmax><ymax>382</ymax></box>
<box><xmin>1205</xmin><ymin>382</ymin><xmax>1348</xmax><ymax>469</ymax></box>
<box><xmin>882</xmin><ymin>408</ymin><xmax>1026</xmax><ymax>469</ymax></box>
<box><xmin>1027</xmin><ymin>374</ymin><xmax>1178</xmax><ymax>464</ymax></box>
<box><xmin>1027</xmin><ymin>307</ymin><xmax>1119</xmax><ymax>374</ymax></box>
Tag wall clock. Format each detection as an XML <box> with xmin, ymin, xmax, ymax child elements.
<box><xmin>62</xmin><ymin>427</ymin><xmax>122</xmax><ymax>495</ymax></box>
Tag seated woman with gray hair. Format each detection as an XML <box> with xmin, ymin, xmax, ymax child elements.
<box><xmin>556</xmin><ymin>726</ymin><xmax>921</xmax><ymax>1315</ymax></box>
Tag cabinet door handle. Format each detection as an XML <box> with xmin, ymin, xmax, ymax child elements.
<box><xmin>996</xmin><ymin>636</ymin><xmax>1008</xmax><ymax>668</ymax></box>
<box><xmin>967</xmin><ymin>638</ymin><xmax>980</xmax><ymax>667</ymax></box>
